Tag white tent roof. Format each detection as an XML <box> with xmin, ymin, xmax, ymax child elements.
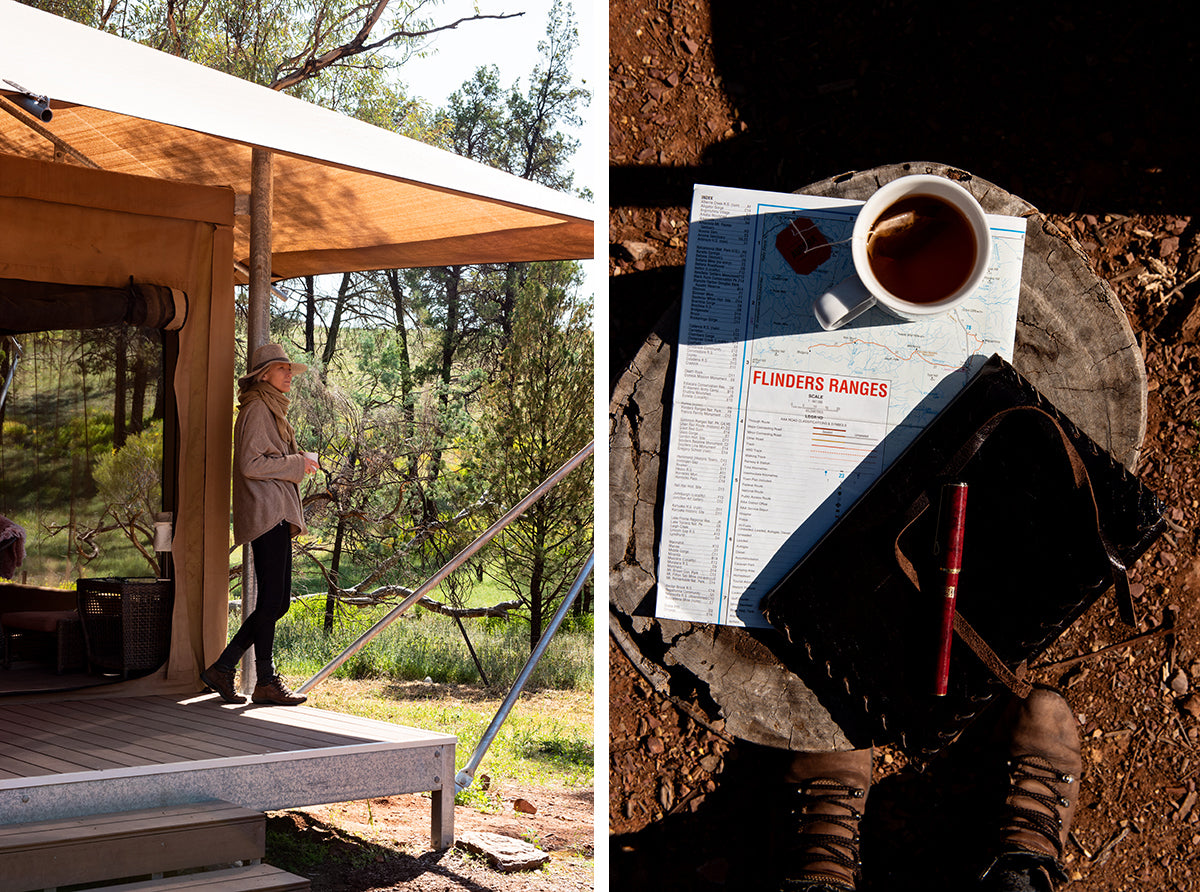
<box><xmin>0</xmin><ymin>0</ymin><xmax>593</xmax><ymax>279</ymax></box>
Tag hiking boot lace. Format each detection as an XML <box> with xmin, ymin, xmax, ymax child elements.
<box><xmin>1001</xmin><ymin>754</ymin><xmax>1075</xmax><ymax>860</ymax></box>
<box><xmin>784</xmin><ymin>776</ymin><xmax>865</xmax><ymax>889</ymax></box>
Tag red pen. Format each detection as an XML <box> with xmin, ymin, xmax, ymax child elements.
<box><xmin>934</xmin><ymin>482</ymin><xmax>969</xmax><ymax>697</ymax></box>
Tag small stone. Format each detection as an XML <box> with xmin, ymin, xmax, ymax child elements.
<box><xmin>513</xmin><ymin>798</ymin><xmax>537</xmax><ymax>815</ymax></box>
<box><xmin>1171</xmin><ymin>669</ymin><xmax>1190</xmax><ymax>695</ymax></box>
<box><xmin>646</xmin><ymin>736</ymin><xmax>665</xmax><ymax>755</ymax></box>
<box><xmin>658</xmin><ymin>780</ymin><xmax>675</xmax><ymax>810</ymax></box>
<box><xmin>457</xmin><ymin>831</ymin><xmax>549</xmax><ymax>872</ymax></box>
<box><xmin>619</xmin><ymin>240</ymin><xmax>657</xmax><ymax>262</ymax></box>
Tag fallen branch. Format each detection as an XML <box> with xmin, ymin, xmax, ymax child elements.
<box><xmin>1030</xmin><ymin>621</ymin><xmax>1174</xmax><ymax>673</ymax></box>
<box><xmin>278</xmin><ymin>586</ymin><xmax>520</xmax><ymax>619</ymax></box>
<box><xmin>416</xmin><ymin>595</ymin><xmax>521</xmax><ymax>619</ymax></box>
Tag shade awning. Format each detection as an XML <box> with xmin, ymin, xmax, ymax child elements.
<box><xmin>0</xmin><ymin>0</ymin><xmax>594</xmax><ymax>280</ymax></box>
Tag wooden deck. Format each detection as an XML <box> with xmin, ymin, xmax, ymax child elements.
<box><xmin>0</xmin><ymin>693</ymin><xmax>456</xmax><ymax>847</ymax></box>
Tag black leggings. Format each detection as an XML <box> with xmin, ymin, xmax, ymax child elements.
<box><xmin>218</xmin><ymin>520</ymin><xmax>292</xmax><ymax>683</ymax></box>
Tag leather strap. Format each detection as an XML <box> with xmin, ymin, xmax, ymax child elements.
<box><xmin>892</xmin><ymin>406</ymin><xmax>1135</xmax><ymax>699</ymax></box>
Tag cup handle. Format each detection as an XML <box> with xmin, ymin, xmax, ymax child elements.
<box><xmin>814</xmin><ymin>276</ymin><xmax>876</xmax><ymax>331</ymax></box>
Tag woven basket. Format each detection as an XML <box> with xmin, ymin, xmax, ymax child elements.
<box><xmin>77</xmin><ymin>577</ymin><xmax>173</xmax><ymax>678</ymax></box>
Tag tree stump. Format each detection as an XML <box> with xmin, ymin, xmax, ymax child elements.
<box><xmin>609</xmin><ymin>162</ymin><xmax>1147</xmax><ymax>752</ymax></box>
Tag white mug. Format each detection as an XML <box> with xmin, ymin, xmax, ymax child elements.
<box><xmin>814</xmin><ymin>175</ymin><xmax>991</xmax><ymax>331</ymax></box>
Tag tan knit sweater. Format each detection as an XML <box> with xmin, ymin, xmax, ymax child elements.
<box><xmin>231</xmin><ymin>398</ymin><xmax>307</xmax><ymax>545</ymax></box>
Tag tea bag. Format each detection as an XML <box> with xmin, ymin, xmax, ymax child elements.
<box><xmin>869</xmin><ymin>209</ymin><xmax>918</xmax><ymax>240</ymax></box>
<box><xmin>868</xmin><ymin>208</ymin><xmax>940</xmax><ymax>258</ymax></box>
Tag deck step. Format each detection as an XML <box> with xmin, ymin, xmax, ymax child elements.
<box><xmin>78</xmin><ymin>864</ymin><xmax>311</xmax><ymax>892</ymax></box>
<box><xmin>0</xmin><ymin>801</ymin><xmax>266</xmax><ymax>892</ymax></box>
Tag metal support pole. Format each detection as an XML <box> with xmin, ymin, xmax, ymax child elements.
<box><xmin>455</xmin><ymin>552</ymin><xmax>594</xmax><ymax>793</ymax></box>
<box><xmin>241</xmin><ymin>147</ymin><xmax>273</xmax><ymax>693</ymax></box>
<box><xmin>0</xmin><ymin>336</ymin><xmax>22</xmax><ymax>414</ymax></box>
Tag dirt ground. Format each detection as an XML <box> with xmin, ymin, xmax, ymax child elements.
<box><xmin>265</xmin><ymin>779</ymin><xmax>594</xmax><ymax>891</ymax></box>
<box><xmin>609</xmin><ymin>3</ymin><xmax>1200</xmax><ymax>891</ymax></box>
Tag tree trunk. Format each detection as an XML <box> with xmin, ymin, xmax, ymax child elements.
<box><xmin>130</xmin><ymin>344</ymin><xmax>148</xmax><ymax>434</ymax></box>
<box><xmin>324</xmin><ymin>443</ymin><xmax>358</xmax><ymax>634</ymax></box>
<box><xmin>321</xmin><ymin>272</ymin><xmax>351</xmax><ymax>368</ymax></box>
<box><xmin>113</xmin><ymin>327</ymin><xmax>128</xmax><ymax>448</ymax></box>
<box><xmin>324</xmin><ymin>514</ymin><xmax>346</xmax><ymax>635</ymax></box>
<box><xmin>425</xmin><ymin>266</ymin><xmax>462</xmax><ymax>521</ymax></box>
<box><xmin>385</xmin><ymin>269</ymin><xmax>419</xmax><ymax>482</ymax></box>
<box><xmin>528</xmin><ymin>536</ymin><xmax>546</xmax><ymax>653</ymax></box>
<box><xmin>499</xmin><ymin>263</ymin><xmax>521</xmax><ymax>349</ymax></box>
<box><xmin>304</xmin><ymin>276</ymin><xmax>316</xmax><ymax>358</ymax></box>
<box><xmin>151</xmin><ymin>345</ymin><xmax>165</xmax><ymax>422</ymax></box>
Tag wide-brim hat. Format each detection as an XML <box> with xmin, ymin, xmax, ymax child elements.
<box><xmin>238</xmin><ymin>343</ymin><xmax>308</xmax><ymax>389</ymax></box>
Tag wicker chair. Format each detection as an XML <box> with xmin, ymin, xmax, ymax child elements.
<box><xmin>76</xmin><ymin>577</ymin><xmax>173</xmax><ymax>679</ymax></box>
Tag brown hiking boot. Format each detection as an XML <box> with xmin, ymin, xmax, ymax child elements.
<box><xmin>252</xmin><ymin>675</ymin><xmax>307</xmax><ymax>706</ymax></box>
<box><xmin>778</xmin><ymin>747</ymin><xmax>872</xmax><ymax>891</ymax></box>
<box><xmin>983</xmin><ymin>687</ymin><xmax>1081</xmax><ymax>887</ymax></box>
<box><xmin>200</xmin><ymin>663</ymin><xmax>246</xmax><ymax>704</ymax></box>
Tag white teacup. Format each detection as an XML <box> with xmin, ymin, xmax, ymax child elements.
<box><xmin>814</xmin><ymin>175</ymin><xmax>991</xmax><ymax>331</ymax></box>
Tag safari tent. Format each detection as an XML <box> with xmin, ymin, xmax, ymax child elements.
<box><xmin>0</xmin><ymin>1</ymin><xmax>593</xmax><ymax>878</ymax></box>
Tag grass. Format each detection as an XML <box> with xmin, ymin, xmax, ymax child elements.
<box><xmin>301</xmin><ymin>677</ymin><xmax>594</xmax><ymax>798</ymax></box>
<box><xmin>270</xmin><ymin>597</ymin><xmax>594</xmax><ymax>693</ymax></box>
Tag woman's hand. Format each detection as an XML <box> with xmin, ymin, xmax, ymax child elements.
<box><xmin>303</xmin><ymin>452</ymin><xmax>319</xmax><ymax>475</ymax></box>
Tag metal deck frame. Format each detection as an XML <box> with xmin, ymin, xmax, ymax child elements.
<box><xmin>0</xmin><ymin>692</ymin><xmax>456</xmax><ymax>848</ymax></box>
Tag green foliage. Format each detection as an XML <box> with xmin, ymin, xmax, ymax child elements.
<box><xmin>47</xmin><ymin>413</ymin><xmax>114</xmax><ymax>457</ymax></box>
<box><xmin>270</xmin><ymin>600</ymin><xmax>593</xmax><ymax>692</ymax></box>
<box><xmin>93</xmin><ymin>420</ymin><xmax>163</xmax><ymax>518</ymax></box>
<box><xmin>439</xmin><ymin>0</ymin><xmax>589</xmax><ymax>192</ymax></box>
<box><xmin>1</xmin><ymin>420</ymin><xmax>31</xmax><ymax>445</ymax></box>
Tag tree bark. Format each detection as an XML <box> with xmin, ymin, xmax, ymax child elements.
<box><xmin>113</xmin><ymin>326</ymin><xmax>127</xmax><ymax>448</ymax></box>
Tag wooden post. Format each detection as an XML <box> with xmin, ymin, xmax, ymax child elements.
<box><xmin>247</xmin><ymin>147</ymin><xmax>273</xmax><ymax>351</ymax></box>
<box><xmin>241</xmin><ymin>147</ymin><xmax>273</xmax><ymax>693</ymax></box>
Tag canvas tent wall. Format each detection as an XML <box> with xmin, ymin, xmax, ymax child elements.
<box><xmin>0</xmin><ymin>152</ymin><xmax>235</xmax><ymax>693</ymax></box>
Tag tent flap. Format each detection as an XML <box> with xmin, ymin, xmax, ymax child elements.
<box><xmin>0</xmin><ymin>279</ymin><xmax>187</xmax><ymax>334</ymax></box>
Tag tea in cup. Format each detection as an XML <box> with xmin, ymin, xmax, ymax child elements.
<box><xmin>813</xmin><ymin>175</ymin><xmax>991</xmax><ymax>331</ymax></box>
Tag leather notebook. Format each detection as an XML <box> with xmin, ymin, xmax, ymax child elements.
<box><xmin>760</xmin><ymin>354</ymin><xmax>1166</xmax><ymax>761</ymax></box>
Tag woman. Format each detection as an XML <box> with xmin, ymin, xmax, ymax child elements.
<box><xmin>201</xmin><ymin>343</ymin><xmax>318</xmax><ymax>706</ymax></box>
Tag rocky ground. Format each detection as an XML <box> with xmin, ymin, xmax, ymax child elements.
<box><xmin>266</xmin><ymin>780</ymin><xmax>594</xmax><ymax>892</ymax></box>
<box><xmin>608</xmin><ymin>3</ymin><xmax>1199</xmax><ymax>891</ymax></box>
